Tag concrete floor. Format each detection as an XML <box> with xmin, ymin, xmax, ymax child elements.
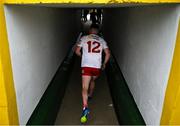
<box><xmin>55</xmin><ymin>58</ymin><xmax>118</xmax><ymax>125</ymax></box>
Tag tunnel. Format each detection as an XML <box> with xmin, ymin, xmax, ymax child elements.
<box><xmin>1</xmin><ymin>3</ymin><xmax>180</xmax><ymax>125</ymax></box>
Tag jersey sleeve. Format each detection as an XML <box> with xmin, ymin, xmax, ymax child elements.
<box><xmin>101</xmin><ymin>39</ymin><xmax>109</xmax><ymax>49</ymax></box>
<box><xmin>76</xmin><ymin>36</ymin><xmax>85</xmax><ymax>47</ymax></box>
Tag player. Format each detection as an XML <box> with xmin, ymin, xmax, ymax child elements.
<box><xmin>75</xmin><ymin>24</ymin><xmax>111</xmax><ymax>123</ymax></box>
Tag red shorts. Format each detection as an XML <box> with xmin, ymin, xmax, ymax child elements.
<box><xmin>82</xmin><ymin>67</ymin><xmax>101</xmax><ymax>76</ymax></box>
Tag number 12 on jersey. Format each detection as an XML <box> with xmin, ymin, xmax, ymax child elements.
<box><xmin>87</xmin><ymin>41</ymin><xmax>100</xmax><ymax>53</ymax></box>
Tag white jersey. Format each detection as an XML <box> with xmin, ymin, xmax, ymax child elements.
<box><xmin>77</xmin><ymin>34</ymin><xmax>108</xmax><ymax>68</ymax></box>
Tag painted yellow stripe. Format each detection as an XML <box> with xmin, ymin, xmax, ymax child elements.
<box><xmin>0</xmin><ymin>3</ymin><xmax>19</xmax><ymax>125</ymax></box>
<box><xmin>0</xmin><ymin>59</ymin><xmax>9</xmax><ymax>124</ymax></box>
<box><xmin>161</xmin><ymin>20</ymin><xmax>180</xmax><ymax>125</ymax></box>
<box><xmin>2</xmin><ymin>0</ymin><xmax>180</xmax><ymax>4</ymax></box>
<box><xmin>0</xmin><ymin>60</ymin><xmax>8</xmax><ymax>107</ymax></box>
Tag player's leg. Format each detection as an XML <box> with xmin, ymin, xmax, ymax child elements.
<box><xmin>82</xmin><ymin>75</ymin><xmax>91</xmax><ymax>108</ymax></box>
<box><xmin>88</xmin><ymin>76</ymin><xmax>98</xmax><ymax>98</ymax></box>
<box><xmin>88</xmin><ymin>68</ymin><xmax>100</xmax><ymax>98</ymax></box>
<box><xmin>81</xmin><ymin>75</ymin><xmax>91</xmax><ymax>123</ymax></box>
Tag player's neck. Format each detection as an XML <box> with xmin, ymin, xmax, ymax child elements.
<box><xmin>89</xmin><ymin>32</ymin><xmax>97</xmax><ymax>35</ymax></box>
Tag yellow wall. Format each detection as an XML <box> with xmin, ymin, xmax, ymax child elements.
<box><xmin>0</xmin><ymin>1</ymin><xmax>19</xmax><ymax>124</ymax></box>
<box><xmin>2</xmin><ymin>0</ymin><xmax>180</xmax><ymax>4</ymax></box>
<box><xmin>0</xmin><ymin>59</ymin><xmax>9</xmax><ymax>124</ymax></box>
<box><xmin>161</xmin><ymin>20</ymin><xmax>180</xmax><ymax>125</ymax></box>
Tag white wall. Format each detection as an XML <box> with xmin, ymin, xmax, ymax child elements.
<box><xmin>103</xmin><ymin>5</ymin><xmax>180</xmax><ymax>124</ymax></box>
<box><xmin>4</xmin><ymin>5</ymin><xmax>79</xmax><ymax>124</ymax></box>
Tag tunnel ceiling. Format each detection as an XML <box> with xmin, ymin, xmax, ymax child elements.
<box><xmin>36</xmin><ymin>3</ymin><xmax>150</xmax><ymax>8</ymax></box>
<box><xmin>5</xmin><ymin>3</ymin><xmax>154</xmax><ymax>8</ymax></box>
<box><xmin>3</xmin><ymin>0</ymin><xmax>180</xmax><ymax>5</ymax></box>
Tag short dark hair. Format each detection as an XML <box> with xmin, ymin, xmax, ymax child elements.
<box><xmin>90</xmin><ymin>24</ymin><xmax>99</xmax><ymax>30</ymax></box>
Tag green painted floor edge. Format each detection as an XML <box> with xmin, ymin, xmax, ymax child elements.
<box><xmin>105</xmin><ymin>54</ymin><xmax>146</xmax><ymax>125</ymax></box>
<box><xmin>27</xmin><ymin>51</ymin><xmax>75</xmax><ymax>125</ymax></box>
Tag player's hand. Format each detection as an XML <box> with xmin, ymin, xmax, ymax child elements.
<box><xmin>101</xmin><ymin>63</ymin><xmax>106</xmax><ymax>70</ymax></box>
<box><xmin>77</xmin><ymin>53</ymin><xmax>82</xmax><ymax>57</ymax></box>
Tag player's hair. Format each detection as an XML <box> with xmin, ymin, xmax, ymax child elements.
<box><xmin>90</xmin><ymin>24</ymin><xmax>99</xmax><ymax>30</ymax></box>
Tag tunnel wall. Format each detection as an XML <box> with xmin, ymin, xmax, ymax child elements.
<box><xmin>4</xmin><ymin>6</ymin><xmax>79</xmax><ymax>124</ymax></box>
<box><xmin>103</xmin><ymin>5</ymin><xmax>180</xmax><ymax>124</ymax></box>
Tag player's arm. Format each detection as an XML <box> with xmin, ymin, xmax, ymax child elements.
<box><xmin>102</xmin><ymin>48</ymin><xmax>110</xmax><ymax>70</ymax></box>
<box><xmin>75</xmin><ymin>45</ymin><xmax>82</xmax><ymax>57</ymax></box>
<box><xmin>75</xmin><ymin>36</ymin><xmax>84</xmax><ymax>57</ymax></box>
<box><xmin>101</xmin><ymin>38</ymin><xmax>110</xmax><ymax>70</ymax></box>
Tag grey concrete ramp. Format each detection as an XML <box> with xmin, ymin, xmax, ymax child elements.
<box><xmin>55</xmin><ymin>58</ymin><xmax>118</xmax><ymax>125</ymax></box>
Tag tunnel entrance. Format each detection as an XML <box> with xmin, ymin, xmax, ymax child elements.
<box><xmin>4</xmin><ymin>4</ymin><xmax>180</xmax><ymax>125</ymax></box>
